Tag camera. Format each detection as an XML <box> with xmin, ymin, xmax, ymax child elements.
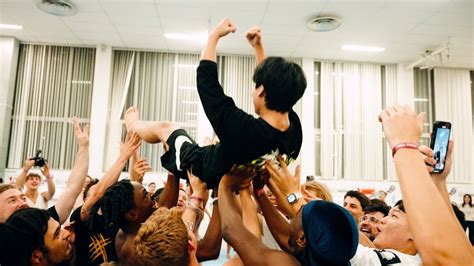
<box><xmin>30</xmin><ymin>150</ymin><xmax>46</xmax><ymax>167</ymax></box>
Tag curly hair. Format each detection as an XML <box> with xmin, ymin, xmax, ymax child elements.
<box><xmin>133</xmin><ymin>207</ymin><xmax>189</xmax><ymax>266</ymax></box>
<box><xmin>88</xmin><ymin>179</ymin><xmax>134</xmax><ymax>234</ymax></box>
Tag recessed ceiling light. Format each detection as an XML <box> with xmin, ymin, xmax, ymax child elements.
<box><xmin>37</xmin><ymin>0</ymin><xmax>77</xmax><ymax>17</ymax></box>
<box><xmin>164</xmin><ymin>33</ymin><xmax>207</xmax><ymax>42</ymax></box>
<box><xmin>341</xmin><ymin>45</ymin><xmax>385</xmax><ymax>52</ymax></box>
<box><xmin>0</xmin><ymin>24</ymin><xmax>23</xmax><ymax>30</ymax></box>
<box><xmin>307</xmin><ymin>16</ymin><xmax>342</xmax><ymax>32</ymax></box>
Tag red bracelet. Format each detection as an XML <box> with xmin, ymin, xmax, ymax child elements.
<box><xmin>255</xmin><ymin>188</ymin><xmax>265</xmax><ymax>197</ymax></box>
<box><xmin>392</xmin><ymin>142</ymin><xmax>418</xmax><ymax>157</ymax></box>
<box><xmin>190</xmin><ymin>196</ymin><xmax>203</xmax><ymax>202</ymax></box>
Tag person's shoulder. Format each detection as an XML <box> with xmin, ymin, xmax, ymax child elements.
<box><xmin>351</xmin><ymin>245</ymin><xmax>421</xmax><ymax>266</ymax></box>
<box><xmin>47</xmin><ymin>206</ymin><xmax>60</xmax><ymax>222</ymax></box>
<box><xmin>70</xmin><ymin>206</ymin><xmax>82</xmax><ymax>222</ymax></box>
<box><xmin>198</xmin><ymin>60</ymin><xmax>217</xmax><ymax>69</ymax></box>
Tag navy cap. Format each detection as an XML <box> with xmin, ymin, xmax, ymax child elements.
<box><xmin>302</xmin><ymin>200</ymin><xmax>359</xmax><ymax>265</ymax></box>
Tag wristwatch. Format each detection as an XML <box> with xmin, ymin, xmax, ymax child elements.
<box><xmin>287</xmin><ymin>192</ymin><xmax>301</xmax><ymax>205</ymax></box>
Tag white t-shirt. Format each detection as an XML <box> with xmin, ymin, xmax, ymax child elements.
<box><xmin>26</xmin><ymin>194</ymin><xmax>48</xmax><ymax>209</ymax></box>
<box><xmin>460</xmin><ymin>205</ymin><xmax>474</xmax><ymax>221</ymax></box>
<box><xmin>350</xmin><ymin>244</ymin><xmax>421</xmax><ymax>266</ymax></box>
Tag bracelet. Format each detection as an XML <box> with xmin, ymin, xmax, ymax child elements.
<box><xmin>255</xmin><ymin>188</ymin><xmax>265</xmax><ymax>197</ymax></box>
<box><xmin>190</xmin><ymin>196</ymin><xmax>203</xmax><ymax>202</ymax></box>
<box><xmin>187</xmin><ymin>199</ymin><xmax>204</xmax><ymax>211</ymax></box>
<box><xmin>392</xmin><ymin>142</ymin><xmax>418</xmax><ymax>157</ymax></box>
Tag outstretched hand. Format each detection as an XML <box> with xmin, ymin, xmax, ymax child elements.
<box><xmin>378</xmin><ymin>104</ymin><xmax>425</xmax><ymax>149</ymax></box>
<box><xmin>187</xmin><ymin>169</ymin><xmax>208</xmax><ymax>199</ymax></box>
<box><xmin>72</xmin><ymin>116</ymin><xmax>90</xmax><ymax>147</ymax></box>
<box><xmin>222</xmin><ymin>165</ymin><xmax>256</xmax><ymax>193</ymax></box>
<box><xmin>41</xmin><ymin>163</ymin><xmax>51</xmax><ymax>178</ymax></box>
<box><xmin>211</xmin><ymin>17</ymin><xmax>237</xmax><ymax>38</ymax></box>
<box><xmin>245</xmin><ymin>26</ymin><xmax>262</xmax><ymax>47</ymax></box>
<box><xmin>133</xmin><ymin>159</ymin><xmax>152</xmax><ymax>183</ymax></box>
<box><xmin>266</xmin><ymin>157</ymin><xmax>301</xmax><ymax>196</ymax></box>
<box><xmin>119</xmin><ymin>132</ymin><xmax>141</xmax><ymax>160</ymax></box>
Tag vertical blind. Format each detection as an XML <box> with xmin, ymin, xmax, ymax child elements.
<box><xmin>8</xmin><ymin>44</ymin><xmax>95</xmax><ymax>169</ymax></box>
<box><xmin>319</xmin><ymin>62</ymin><xmax>384</xmax><ymax>181</ymax></box>
<box><xmin>434</xmin><ymin>68</ymin><xmax>473</xmax><ymax>183</ymax></box>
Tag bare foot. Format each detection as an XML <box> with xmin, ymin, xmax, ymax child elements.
<box><xmin>124</xmin><ymin>106</ymin><xmax>139</xmax><ymax>132</ymax></box>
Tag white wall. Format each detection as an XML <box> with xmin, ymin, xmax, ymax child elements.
<box><xmin>0</xmin><ymin>37</ymin><xmax>19</xmax><ymax>178</ymax></box>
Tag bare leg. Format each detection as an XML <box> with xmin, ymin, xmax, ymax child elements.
<box><xmin>125</xmin><ymin>107</ymin><xmax>177</xmax><ymax>146</ymax></box>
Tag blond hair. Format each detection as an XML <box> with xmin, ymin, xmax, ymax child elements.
<box><xmin>302</xmin><ymin>181</ymin><xmax>333</xmax><ymax>202</ymax></box>
<box><xmin>133</xmin><ymin>207</ymin><xmax>189</xmax><ymax>266</ymax></box>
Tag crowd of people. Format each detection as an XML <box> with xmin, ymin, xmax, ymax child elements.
<box><xmin>0</xmin><ymin>18</ymin><xmax>473</xmax><ymax>266</ymax></box>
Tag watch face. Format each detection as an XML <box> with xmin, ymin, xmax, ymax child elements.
<box><xmin>288</xmin><ymin>193</ymin><xmax>297</xmax><ymax>203</ymax></box>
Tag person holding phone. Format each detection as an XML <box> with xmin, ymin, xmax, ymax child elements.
<box><xmin>378</xmin><ymin>104</ymin><xmax>472</xmax><ymax>265</ymax></box>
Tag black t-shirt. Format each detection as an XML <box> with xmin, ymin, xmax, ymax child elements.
<box><xmin>194</xmin><ymin>60</ymin><xmax>303</xmax><ymax>186</ymax></box>
<box><xmin>70</xmin><ymin>206</ymin><xmax>118</xmax><ymax>265</ymax></box>
<box><xmin>47</xmin><ymin>206</ymin><xmax>60</xmax><ymax>222</ymax></box>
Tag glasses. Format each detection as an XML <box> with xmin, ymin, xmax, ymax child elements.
<box><xmin>359</xmin><ymin>215</ymin><xmax>380</xmax><ymax>224</ymax></box>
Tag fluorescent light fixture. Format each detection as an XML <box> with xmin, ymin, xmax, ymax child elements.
<box><xmin>341</xmin><ymin>45</ymin><xmax>385</xmax><ymax>52</ymax></box>
<box><xmin>0</xmin><ymin>24</ymin><xmax>23</xmax><ymax>30</ymax></box>
<box><xmin>165</xmin><ymin>33</ymin><xmax>207</xmax><ymax>42</ymax></box>
<box><xmin>414</xmin><ymin>98</ymin><xmax>429</xmax><ymax>102</ymax></box>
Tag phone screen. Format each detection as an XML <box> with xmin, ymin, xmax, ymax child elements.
<box><xmin>432</xmin><ymin>127</ymin><xmax>450</xmax><ymax>173</ymax></box>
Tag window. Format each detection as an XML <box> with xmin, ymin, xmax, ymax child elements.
<box><xmin>413</xmin><ymin>68</ymin><xmax>434</xmax><ymax>146</ymax></box>
<box><xmin>8</xmin><ymin>45</ymin><xmax>95</xmax><ymax>169</ymax></box>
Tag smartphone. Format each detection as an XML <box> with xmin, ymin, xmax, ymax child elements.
<box><xmin>429</xmin><ymin>121</ymin><xmax>451</xmax><ymax>173</ymax></box>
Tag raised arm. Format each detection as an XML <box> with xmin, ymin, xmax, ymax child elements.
<box><xmin>241</xmin><ymin>187</ymin><xmax>262</xmax><ymax>240</ymax></box>
<box><xmin>80</xmin><ymin>132</ymin><xmax>141</xmax><ymax>221</ymax></box>
<box><xmin>40</xmin><ymin>163</ymin><xmax>55</xmax><ymax>201</ymax></box>
<box><xmin>245</xmin><ymin>26</ymin><xmax>266</xmax><ymax>65</ymax></box>
<box><xmin>15</xmin><ymin>159</ymin><xmax>35</xmax><ymax>189</ymax></box>
<box><xmin>157</xmin><ymin>172</ymin><xmax>179</xmax><ymax>209</ymax></box>
<box><xmin>54</xmin><ymin>117</ymin><xmax>89</xmax><ymax>224</ymax></box>
<box><xmin>219</xmin><ymin>167</ymin><xmax>299</xmax><ymax>266</ymax></box>
<box><xmin>265</xmin><ymin>158</ymin><xmax>305</xmax><ymax>219</ymax></box>
<box><xmin>182</xmin><ymin>170</ymin><xmax>208</xmax><ymax>235</ymax></box>
<box><xmin>201</xmin><ymin>17</ymin><xmax>236</xmax><ymax>62</ymax></box>
<box><xmin>379</xmin><ymin>104</ymin><xmax>473</xmax><ymax>265</ymax></box>
<box><xmin>197</xmin><ymin>192</ymin><xmax>222</xmax><ymax>262</ymax></box>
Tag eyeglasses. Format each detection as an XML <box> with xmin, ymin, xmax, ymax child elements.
<box><xmin>359</xmin><ymin>215</ymin><xmax>380</xmax><ymax>224</ymax></box>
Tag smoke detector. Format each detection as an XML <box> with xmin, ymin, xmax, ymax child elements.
<box><xmin>37</xmin><ymin>0</ymin><xmax>77</xmax><ymax>17</ymax></box>
<box><xmin>307</xmin><ymin>16</ymin><xmax>342</xmax><ymax>32</ymax></box>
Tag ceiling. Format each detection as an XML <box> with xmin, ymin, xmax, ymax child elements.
<box><xmin>0</xmin><ymin>0</ymin><xmax>473</xmax><ymax>68</ymax></box>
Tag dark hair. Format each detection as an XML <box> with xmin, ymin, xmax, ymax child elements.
<box><xmin>83</xmin><ymin>178</ymin><xmax>99</xmax><ymax>201</ymax></box>
<box><xmin>0</xmin><ymin>208</ymin><xmax>50</xmax><ymax>266</ymax></box>
<box><xmin>462</xmin><ymin>194</ymin><xmax>472</xmax><ymax>208</ymax></box>
<box><xmin>26</xmin><ymin>173</ymin><xmax>41</xmax><ymax>181</ymax></box>
<box><xmin>452</xmin><ymin>204</ymin><xmax>467</xmax><ymax>230</ymax></box>
<box><xmin>152</xmin><ymin>187</ymin><xmax>165</xmax><ymax>202</ymax></box>
<box><xmin>344</xmin><ymin>190</ymin><xmax>370</xmax><ymax>210</ymax></box>
<box><xmin>364</xmin><ymin>203</ymin><xmax>390</xmax><ymax>217</ymax></box>
<box><xmin>88</xmin><ymin>179</ymin><xmax>135</xmax><ymax>234</ymax></box>
<box><xmin>394</xmin><ymin>200</ymin><xmax>405</xmax><ymax>212</ymax></box>
<box><xmin>149</xmin><ymin>182</ymin><xmax>156</xmax><ymax>186</ymax></box>
<box><xmin>252</xmin><ymin>57</ymin><xmax>307</xmax><ymax>113</ymax></box>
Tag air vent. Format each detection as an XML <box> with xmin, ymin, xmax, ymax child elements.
<box><xmin>37</xmin><ymin>0</ymin><xmax>77</xmax><ymax>17</ymax></box>
<box><xmin>307</xmin><ymin>16</ymin><xmax>342</xmax><ymax>32</ymax></box>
